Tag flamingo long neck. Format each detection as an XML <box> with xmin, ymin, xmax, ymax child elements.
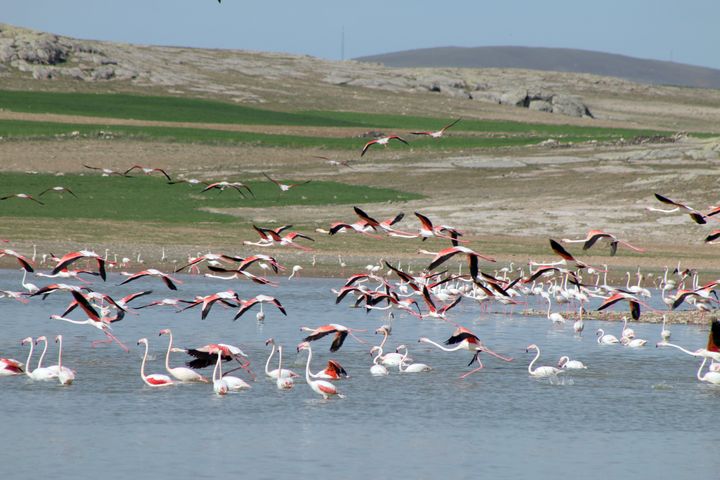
<box><xmin>625</xmin><ymin>272</ymin><xmax>631</xmax><ymax>289</ymax></box>
<box><xmin>372</xmin><ymin>347</ymin><xmax>383</xmax><ymax>365</ymax></box>
<box><xmin>546</xmin><ymin>298</ymin><xmax>552</xmax><ymax>318</ymax></box>
<box><xmin>213</xmin><ymin>352</ymin><xmax>221</xmax><ymax>382</ymax></box>
<box><xmin>698</xmin><ymin>357</ymin><xmax>708</xmax><ymax>381</ymax></box>
<box><xmin>420</xmin><ymin>338</ymin><xmax>463</xmax><ymax>352</ymax></box>
<box><xmin>24</xmin><ymin>341</ymin><xmax>35</xmax><ymax>377</ymax></box>
<box><xmin>597</xmin><ymin>329</ymin><xmax>604</xmax><ymax>344</ymax></box>
<box><xmin>57</xmin><ymin>337</ymin><xmax>63</xmax><ymax>370</ymax></box>
<box><xmin>304</xmin><ymin>346</ymin><xmax>313</xmax><ymax>384</ymax></box>
<box><xmin>140</xmin><ymin>342</ymin><xmax>148</xmax><ymax>381</ymax></box>
<box><xmin>37</xmin><ymin>338</ymin><xmax>48</xmax><ymax>369</ymax></box>
<box><xmin>662</xmin><ymin>342</ymin><xmax>697</xmax><ymax>356</ymax></box>
<box><xmin>378</xmin><ymin>331</ymin><xmax>388</xmax><ymax>350</ymax></box>
<box><xmin>277</xmin><ymin>346</ymin><xmax>283</xmax><ymax>375</ymax></box>
<box><xmin>265</xmin><ymin>343</ymin><xmax>276</xmax><ymax>376</ymax></box>
<box><xmin>528</xmin><ymin>347</ymin><xmax>540</xmax><ymax>374</ymax></box>
<box><xmin>164</xmin><ymin>333</ymin><xmax>173</xmax><ymax>373</ymax></box>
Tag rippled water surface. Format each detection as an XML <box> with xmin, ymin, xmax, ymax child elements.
<box><xmin>0</xmin><ymin>270</ymin><xmax>717</xmax><ymax>479</ymax></box>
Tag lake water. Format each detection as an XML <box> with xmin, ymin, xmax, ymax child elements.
<box><xmin>0</xmin><ymin>270</ymin><xmax>717</xmax><ymax>479</ymax></box>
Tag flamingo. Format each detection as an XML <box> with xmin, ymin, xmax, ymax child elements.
<box><xmin>297</xmin><ymin>342</ymin><xmax>344</xmax><ymax>400</ymax></box>
<box><xmin>20</xmin><ymin>337</ymin><xmax>57</xmax><ymax>381</ymax></box>
<box><xmin>557</xmin><ymin>356</ymin><xmax>587</xmax><ymax>370</ymax></box>
<box><xmin>137</xmin><ymin>338</ymin><xmax>175</xmax><ymax>387</ymax></box>
<box><xmin>360</xmin><ymin>135</ymin><xmax>409</xmax><ymax>157</ymax></box>
<box><xmin>621</xmin><ymin>337</ymin><xmax>647</xmax><ymax>348</ymax></box>
<box><xmin>54</xmin><ymin>335</ymin><xmax>76</xmax><ymax>386</ymax></box>
<box><xmin>0</xmin><ymin>249</ymin><xmax>34</xmax><ymax>272</ymax></box>
<box><xmin>275</xmin><ymin>346</ymin><xmax>294</xmax><ymax>390</ymax></box>
<box><xmin>309</xmin><ymin>359</ymin><xmax>349</xmax><ymax>380</ymax></box>
<box><xmin>0</xmin><ymin>193</ymin><xmax>44</xmax><ymax>205</ymax></box>
<box><xmin>526</xmin><ymin>344</ymin><xmax>564</xmax><ymax>378</ymax></box>
<box><xmin>52</xmin><ymin>250</ymin><xmax>108</xmax><ymax>280</ymax></box>
<box><xmin>264</xmin><ymin>338</ymin><xmax>299</xmax><ymax>379</ymax></box>
<box><xmin>212</xmin><ymin>351</ymin><xmax>229</xmax><ymax>396</ymax></box>
<box><xmin>373</xmin><ymin>325</ymin><xmax>407</xmax><ymax>367</ymax></box>
<box><xmin>180</xmin><ymin>290</ymin><xmax>240</xmax><ymax>320</ymax></box>
<box><xmin>34</xmin><ymin>336</ymin><xmax>60</xmax><ymax>376</ymax></box>
<box><xmin>206</xmin><ymin>345</ymin><xmax>251</xmax><ymax>390</ymax></box>
<box><xmin>20</xmin><ymin>269</ymin><xmax>38</xmax><ymax>294</ymax></box>
<box><xmin>262</xmin><ymin>172</ymin><xmax>311</xmax><ymax>191</ymax></box>
<box><xmin>660</xmin><ymin>315</ymin><xmax>672</xmax><ymax>342</ymax></box>
<box><xmin>38</xmin><ymin>186</ymin><xmax>78</xmax><ymax>198</ymax></box>
<box><xmin>158</xmin><ymin>329</ymin><xmax>209</xmax><ymax>383</ymax></box>
<box><xmin>697</xmin><ymin>357</ymin><xmax>720</xmax><ymax>385</ymax></box>
<box><xmin>650</xmin><ymin>193</ymin><xmax>707</xmax><ymax>224</ymax></box>
<box><xmin>573</xmin><ymin>306</ymin><xmax>585</xmax><ymax>336</ymax></box>
<box><xmin>396</xmin><ymin>345</ymin><xmax>432</xmax><ymax>373</ymax></box>
<box><xmin>561</xmin><ymin>229</ymin><xmax>645</xmax><ymax>256</ymax></box>
<box><xmin>119</xmin><ymin>269</ymin><xmax>181</xmax><ymax>290</ymax></box>
<box><xmin>545</xmin><ymin>296</ymin><xmax>565</xmax><ymax>324</ymax></box>
<box><xmin>300</xmin><ymin>324</ymin><xmax>366</xmax><ymax>352</ymax></box>
<box><xmin>0</xmin><ymin>358</ymin><xmax>24</xmax><ymax>376</ymax></box>
<box><xmin>124</xmin><ymin>165</ymin><xmax>172</xmax><ymax>181</ymax></box>
<box><xmin>235</xmin><ymin>295</ymin><xmax>286</xmax><ymax>321</ymax></box>
<box><xmin>201</xmin><ymin>181</ymin><xmax>254</xmax><ymax>197</ymax></box>
<box><xmin>83</xmin><ymin>164</ymin><xmax>131</xmax><ymax>177</ymax></box>
<box><xmin>410</xmin><ymin>118</ymin><xmax>461</xmax><ymax>138</ymax></box>
<box><xmin>414</xmin><ymin>212</ymin><xmax>464</xmax><ymax>243</ymax></box>
<box><xmin>621</xmin><ymin>316</ymin><xmax>636</xmax><ymax>339</ymax></box>
<box><xmin>369</xmin><ymin>347</ymin><xmax>389</xmax><ymax>376</ymax></box>
<box><xmin>596</xmin><ymin>329</ymin><xmax>620</xmax><ymax>345</ymax></box>
<box><xmin>418</xmin><ymin>326</ymin><xmax>512</xmax><ymax>379</ymax></box>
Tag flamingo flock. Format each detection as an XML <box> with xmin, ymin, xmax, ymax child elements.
<box><xmin>2</xmin><ymin>151</ymin><xmax>720</xmax><ymax>399</ymax></box>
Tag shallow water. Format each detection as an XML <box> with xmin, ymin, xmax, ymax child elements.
<box><xmin>0</xmin><ymin>270</ymin><xmax>717</xmax><ymax>479</ymax></box>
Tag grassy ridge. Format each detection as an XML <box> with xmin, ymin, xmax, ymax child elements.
<box><xmin>0</xmin><ymin>89</ymin><xmax>671</xmax><ymax>140</ymax></box>
<box><xmin>0</xmin><ymin>119</ymin><xmax>552</xmax><ymax>150</ymax></box>
<box><xmin>0</xmin><ymin>173</ymin><xmax>421</xmax><ymax>224</ymax></box>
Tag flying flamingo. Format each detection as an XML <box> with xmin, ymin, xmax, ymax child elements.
<box><xmin>52</xmin><ymin>250</ymin><xmax>108</xmax><ymax>280</ymax></box>
<box><xmin>649</xmin><ymin>193</ymin><xmax>707</xmax><ymax>224</ymax></box>
<box><xmin>0</xmin><ymin>193</ymin><xmax>44</xmax><ymax>205</ymax></box>
<box><xmin>414</xmin><ymin>212</ymin><xmax>465</xmax><ymax>244</ymax></box>
<box><xmin>360</xmin><ymin>135</ymin><xmax>409</xmax><ymax>157</ymax></box>
<box><xmin>124</xmin><ymin>165</ymin><xmax>172</xmax><ymax>181</ymax></box>
<box><xmin>180</xmin><ymin>290</ymin><xmax>240</xmax><ymax>320</ymax></box>
<box><xmin>262</xmin><ymin>172</ymin><xmax>311</xmax><ymax>191</ymax></box>
<box><xmin>20</xmin><ymin>337</ymin><xmax>57</xmax><ymax>381</ymax></box>
<box><xmin>297</xmin><ymin>342</ymin><xmax>344</xmax><ymax>400</ymax></box>
<box><xmin>38</xmin><ymin>186</ymin><xmax>78</xmax><ymax>198</ymax></box>
<box><xmin>656</xmin><ymin>319</ymin><xmax>720</xmax><ymax>363</ymax></box>
<box><xmin>83</xmin><ymin>164</ymin><xmax>130</xmax><ymax>177</ymax></box>
<box><xmin>201</xmin><ymin>181</ymin><xmax>254</xmax><ymax>197</ymax></box>
<box><xmin>54</xmin><ymin>335</ymin><xmax>76</xmax><ymax>386</ymax></box>
<box><xmin>158</xmin><ymin>329</ymin><xmax>209</xmax><ymax>383</ymax></box>
<box><xmin>234</xmin><ymin>295</ymin><xmax>286</xmax><ymax>321</ymax></box>
<box><xmin>264</xmin><ymin>338</ymin><xmax>299</xmax><ymax>379</ymax></box>
<box><xmin>526</xmin><ymin>344</ymin><xmax>564</xmax><ymax>378</ymax></box>
<box><xmin>119</xmin><ymin>269</ymin><xmax>181</xmax><ymax>290</ymax></box>
<box><xmin>275</xmin><ymin>346</ymin><xmax>294</xmax><ymax>390</ymax></box>
<box><xmin>410</xmin><ymin>118</ymin><xmax>461</xmax><ymax>138</ymax></box>
<box><xmin>418</xmin><ymin>326</ymin><xmax>512</xmax><ymax>378</ymax></box>
<box><xmin>561</xmin><ymin>229</ymin><xmax>645</xmax><ymax>256</ymax></box>
<box><xmin>300</xmin><ymin>324</ymin><xmax>366</xmax><ymax>352</ymax></box>
<box><xmin>0</xmin><ymin>357</ymin><xmax>24</xmax><ymax>376</ymax></box>
<box><xmin>0</xmin><ymin>249</ymin><xmax>34</xmax><ymax>272</ymax></box>
<box><xmin>137</xmin><ymin>338</ymin><xmax>175</xmax><ymax>387</ymax></box>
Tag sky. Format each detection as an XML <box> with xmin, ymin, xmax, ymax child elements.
<box><xmin>3</xmin><ymin>0</ymin><xmax>719</xmax><ymax>70</ymax></box>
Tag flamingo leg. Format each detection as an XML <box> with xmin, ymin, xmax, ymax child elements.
<box><xmin>482</xmin><ymin>347</ymin><xmax>513</xmax><ymax>362</ymax></box>
<box><xmin>459</xmin><ymin>359</ymin><xmax>484</xmax><ymax>379</ymax></box>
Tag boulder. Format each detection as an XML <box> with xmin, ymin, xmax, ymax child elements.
<box><xmin>528</xmin><ymin>99</ymin><xmax>552</xmax><ymax>112</ymax></box>
<box><xmin>16</xmin><ymin>35</ymin><xmax>69</xmax><ymax>65</ymax></box>
<box><xmin>32</xmin><ymin>66</ymin><xmax>54</xmax><ymax>80</ymax></box>
<box><xmin>499</xmin><ymin>89</ymin><xmax>528</xmax><ymax>107</ymax></box>
<box><xmin>551</xmin><ymin>94</ymin><xmax>593</xmax><ymax>118</ymax></box>
<box><xmin>91</xmin><ymin>65</ymin><xmax>115</xmax><ymax>81</ymax></box>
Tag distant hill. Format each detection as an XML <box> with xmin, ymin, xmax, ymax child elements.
<box><xmin>356</xmin><ymin>46</ymin><xmax>720</xmax><ymax>89</ymax></box>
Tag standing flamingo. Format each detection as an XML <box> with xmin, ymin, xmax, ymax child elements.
<box><xmin>159</xmin><ymin>329</ymin><xmax>208</xmax><ymax>383</ymax></box>
<box><xmin>557</xmin><ymin>356</ymin><xmax>587</xmax><ymax>370</ymax></box>
<box><xmin>526</xmin><ymin>344</ymin><xmax>564</xmax><ymax>378</ymax></box>
<box><xmin>396</xmin><ymin>345</ymin><xmax>432</xmax><ymax>372</ymax></box>
<box><xmin>596</xmin><ymin>329</ymin><xmax>620</xmax><ymax>345</ymax></box>
<box><xmin>418</xmin><ymin>326</ymin><xmax>512</xmax><ymax>379</ymax></box>
<box><xmin>264</xmin><ymin>338</ymin><xmax>299</xmax><ymax>379</ymax></box>
<box><xmin>297</xmin><ymin>342</ymin><xmax>344</xmax><ymax>400</ymax></box>
<box><xmin>369</xmin><ymin>347</ymin><xmax>389</xmax><ymax>376</ymax></box>
<box><xmin>660</xmin><ymin>315</ymin><xmax>672</xmax><ymax>342</ymax></box>
<box><xmin>137</xmin><ymin>338</ymin><xmax>175</xmax><ymax>387</ymax></box>
<box><xmin>276</xmin><ymin>346</ymin><xmax>294</xmax><ymax>390</ymax></box>
<box><xmin>212</xmin><ymin>351</ymin><xmax>229</xmax><ymax>396</ymax></box>
<box><xmin>54</xmin><ymin>335</ymin><xmax>76</xmax><ymax>386</ymax></box>
<box><xmin>20</xmin><ymin>337</ymin><xmax>57</xmax><ymax>381</ymax></box>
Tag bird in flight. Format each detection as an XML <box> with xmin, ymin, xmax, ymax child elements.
<box><xmin>411</xmin><ymin>118</ymin><xmax>461</xmax><ymax>138</ymax></box>
<box><xmin>361</xmin><ymin>135</ymin><xmax>409</xmax><ymax>157</ymax></box>
<box><xmin>262</xmin><ymin>172</ymin><xmax>311</xmax><ymax>191</ymax></box>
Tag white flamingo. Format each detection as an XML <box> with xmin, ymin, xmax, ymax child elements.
<box><xmin>526</xmin><ymin>344</ymin><xmax>563</xmax><ymax>378</ymax></box>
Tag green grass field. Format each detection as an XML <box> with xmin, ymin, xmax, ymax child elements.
<box><xmin>0</xmin><ymin>89</ymin><xmax>675</xmax><ymax>144</ymax></box>
<box><xmin>0</xmin><ymin>173</ymin><xmax>422</xmax><ymax>224</ymax></box>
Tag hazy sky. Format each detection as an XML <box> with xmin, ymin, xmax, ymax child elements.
<box><xmin>3</xmin><ymin>0</ymin><xmax>719</xmax><ymax>69</ymax></box>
